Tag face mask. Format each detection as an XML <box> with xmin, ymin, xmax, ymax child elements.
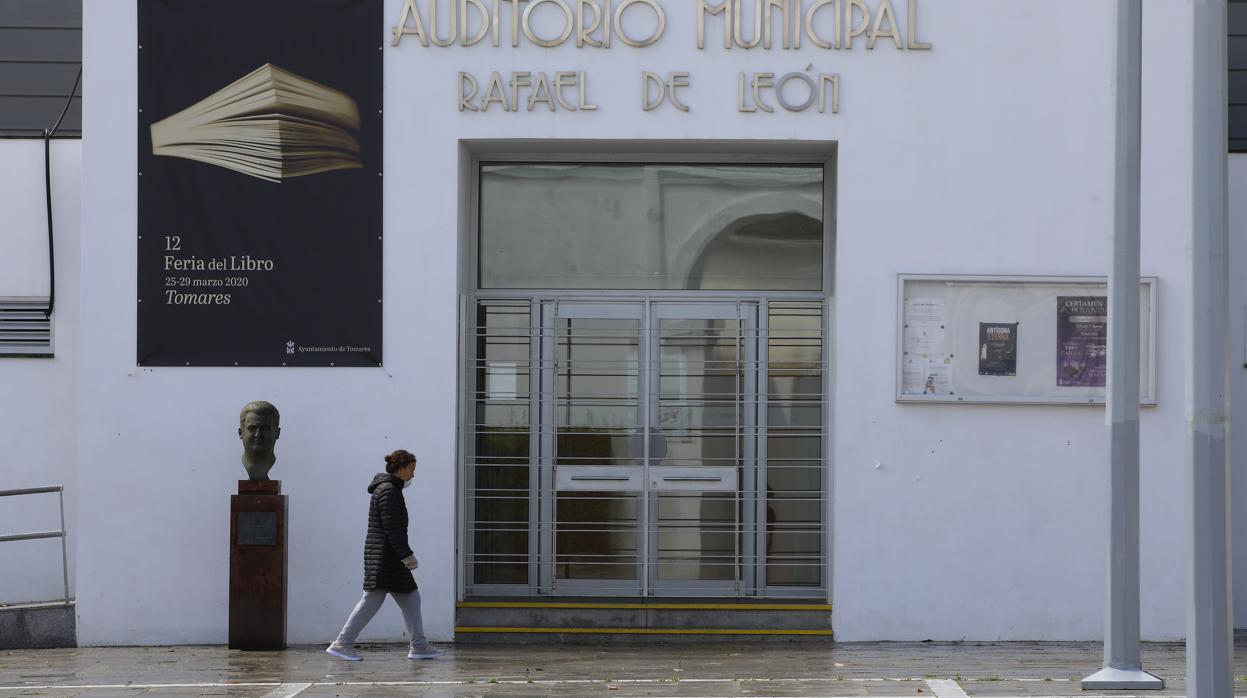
<box><xmin>403</xmin><ymin>479</ymin><xmax>413</xmax><ymax>489</ymax></box>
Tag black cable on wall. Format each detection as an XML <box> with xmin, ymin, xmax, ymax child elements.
<box><xmin>42</xmin><ymin>65</ymin><xmax>82</xmax><ymax>321</ymax></box>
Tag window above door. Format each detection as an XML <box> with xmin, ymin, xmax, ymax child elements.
<box><xmin>478</xmin><ymin>163</ymin><xmax>825</xmax><ymax>291</ymax></box>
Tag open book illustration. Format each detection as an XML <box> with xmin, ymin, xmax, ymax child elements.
<box><xmin>150</xmin><ymin>63</ymin><xmax>362</xmax><ymax>183</ymax></box>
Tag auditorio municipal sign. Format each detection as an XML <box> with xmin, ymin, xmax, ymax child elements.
<box><xmin>391</xmin><ymin>0</ymin><xmax>933</xmax><ymax>114</ymax></box>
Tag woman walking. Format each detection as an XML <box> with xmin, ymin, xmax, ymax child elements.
<box><xmin>326</xmin><ymin>449</ymin><xmax>443</xmax><ymax>661</ymax></box>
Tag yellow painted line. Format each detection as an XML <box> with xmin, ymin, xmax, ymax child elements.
<box><xmin>454</xmin><ymin>626</ymin><xmax>834</xmax><ymax>636</ymax></box>
<box><xmin>457</xmin><ymin>602</ymin><xmax>832</xmax><ymax>611</ymax></box>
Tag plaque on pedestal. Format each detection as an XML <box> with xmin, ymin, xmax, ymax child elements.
<box><xmin>229</xmin><ymin>479</ymin><xmax>287</xmax><ymax>650</ymax></box>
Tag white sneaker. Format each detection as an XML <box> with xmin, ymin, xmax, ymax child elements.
<box><xmin>326</xmin><ymin>642</ymin><xmax>362</xmax><ymax>661</ymax></box>
<box><xmin>407</xmin><ymin>645</ymin><xmax>444</xmax><ymax>660</ymax></box>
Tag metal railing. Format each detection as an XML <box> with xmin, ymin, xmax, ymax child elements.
<box><xmin>0</xmin><ymin>486</ymin><xmax>71</xmax><ymax>605</ymax></box>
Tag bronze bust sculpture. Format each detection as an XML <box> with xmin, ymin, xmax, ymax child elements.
<box><xmin>239</xmin><ymin>401</ymin><xmax>281</xmax><ymax>481</ymax></box>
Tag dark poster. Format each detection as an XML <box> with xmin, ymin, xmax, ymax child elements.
<box><xmin>977</xmin><ymin>322</ymin><xmax>1017</xmax><ymax>377</ymax></box>
<box><xmin>1056</xmin><ymin>296</ymin><xmax>1108</xmax><ymax>387</ymax></box>
<box><xmin>138</xmin><ymin>0</ymin><xmax>382</xmax><ymax>366</ymax></box>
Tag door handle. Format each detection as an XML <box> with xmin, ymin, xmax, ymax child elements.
<box><xmin>661</xmin><ymin>476</ymin><xmax>723</xmax><ymax>482</ymax></box>
<box><xmin>569</xmin><ymin>475</ymin><xmax>631</xmax><ymax>482</ymax></box>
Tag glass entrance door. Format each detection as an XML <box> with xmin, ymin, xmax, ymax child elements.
<box><xmin>647</xmin><ymin>303</ymin><xmax>757</xmax><ymax>596</ymax></box>
<box><xmin>536</xmin><ymin>301</ymin><xmax>757</xmax><ymax>597</ymax></box>
<box><xmin>539</xmin><ymin>302</ymin><xmax>644</xmax><ymax>595</ymax></box>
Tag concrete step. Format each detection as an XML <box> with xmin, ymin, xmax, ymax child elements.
<box><xmin>455</xmin><ymin>599</ymin><xmax>833</xmax><ymax>642</ymax></box>
<box><xmin>0</xmin><ymin>601</ymin><xmax>76</xmax><ymax>649</ymax></box>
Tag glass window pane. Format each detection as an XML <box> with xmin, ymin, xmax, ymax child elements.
<box><xmin>556</xmin><ymin>493</ymin><xmax>638</xmax><ymax>581</ymax></box>
<box><xmin>472</xmin><ymin>303</ymin><xmax>532</xmax><ymax>585</ymax></box>
<box><xmin>766</xmin><ymin>302</ymin><xmax>824</xmax><ymax>587</ymax></box>
<box><xmin>480</xmin><ymin>164</ymin><xmax>823</xmax><ymax>290</ymax></box>
<box><xmin>475</xmin><ymin>304</ymin><xmax>531</xmax><ymax>429</ymax></box>
<box><xmin>656</xmin><ymin>493</ymin><xmax>738</xmax><ymax>582</ymax></box>
<box><xmin>555</xmin><ymin>317</ymin><xmax>640</xmax><ymax>465</ymax></box>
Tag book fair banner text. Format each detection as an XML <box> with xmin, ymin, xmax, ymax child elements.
<box><xmin>137</xmin><ymin>0</ymin><xmax>383</xmax><ymax>367</ymax></box>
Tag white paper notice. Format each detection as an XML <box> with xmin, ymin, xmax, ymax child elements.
<box><xmin>905</xmin><ymin>323</ymin><xmax>946</xmax><ymax>356</ymax></box>
<box><xmin>903</xmin><ymin>356</ymin><xmax>953</xmax><ymax>395</ymax></box>
<box><xmin>904</xmin><ymin>299</ymin><xmax>947</xmax><ymax>356</ymax></box>
<box><xmin>905</xmin><ymin>298</ymin><xmax>945</xmax><ymax>324</ymax></box>
<box><xmin>486</xmin><ymin>361</ymin><xmax>518</xmax><ymax>401</ymax></box>
<box><xmin>902</xmin><ymin>357</ymin><xmax>927</xmax><ymax>394</ymax></box>
<box><xmin>924</xmin><ymin>358</ymin><xmax>952</xmax><ymax>394</ymax></box>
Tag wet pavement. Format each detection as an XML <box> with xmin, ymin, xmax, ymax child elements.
<box><xmin>1</xmin><ymin>641</ymin><xmax>1246</xmax><ymax>698</ymax></box>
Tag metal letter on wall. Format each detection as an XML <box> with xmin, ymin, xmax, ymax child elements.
<box><xmin>137</xmin><ymin>0</ymin><xmax>383</xmax><ymax>367</ymax></box>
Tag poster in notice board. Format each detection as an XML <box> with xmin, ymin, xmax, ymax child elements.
<box><xmin>978</xmin><ymin>322</ymin><xmax>1018</xmax><ymax>377</ymax></box>
<box><xmin>137</xmin><ymin>0</ymin><xmax>382</xmax><ymax>366</ymax></box>
<box><xmin>1056</xmin><ymin>296</ymin><xmax>1108</xmax><ymax>387</ymax></box>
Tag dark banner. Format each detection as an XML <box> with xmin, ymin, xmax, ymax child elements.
<box><xmin>138</xmin><ymin>0</ymin><xmax>382</xmax><ymax>366</ymax></box>
<box><xmin>977</xmin><ymin>322</ymin><xmax>1017</xmax><ymax>377</ymax></box>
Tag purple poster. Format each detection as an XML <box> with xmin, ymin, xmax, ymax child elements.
<box><xmin>1057</xmin><ymin>296</ymin><xmax>1107</xmax><ymax>387</ymax></box>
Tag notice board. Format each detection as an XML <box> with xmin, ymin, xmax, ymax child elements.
<box><xmin>896</xmin><ymin>275</ymin><xmax>1157</xmax><ymax>405</ymax></box>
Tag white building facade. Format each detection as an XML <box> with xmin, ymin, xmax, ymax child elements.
<box><xmin>3</xmin><ymin>0</ymin><xmax>1247</xmax><ymax>646</ymax></box>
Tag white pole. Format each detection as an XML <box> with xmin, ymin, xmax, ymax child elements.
<box><xmin>1187</xmin><ymin>0</ymin><xmax>1233</xmax><ymax>696</ymax></box>
<box><xmin>1081</xmin><ymin>1</ymin><xmax>1162</xmax><ymax>687</ymax></box>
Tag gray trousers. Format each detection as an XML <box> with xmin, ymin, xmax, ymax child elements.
<box><xmin>334</xmin><ymin>589</ymin><xmax>428</xmax><ymax>649</ymax></box>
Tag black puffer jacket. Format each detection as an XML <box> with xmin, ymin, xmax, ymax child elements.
<box><xmin>362</xmin><ymin>473</ymin><xmax>416</xmax><ymax>593</ymax></box>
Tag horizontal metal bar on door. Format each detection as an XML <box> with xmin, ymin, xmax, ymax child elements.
<box><xmin>518</xmin><ymin>558</ymin><xmax>820</xmax><ymax>565</ymax></box>
<box><xmin>473</xmin><ymin>338</ymin><xmax>797</xmax><ymax>344</ymax></box>
<box><xmin>471</xmin><ymin>538</ymin><xmax>793</xmax><ymax>546</ymax></box>
<box><xmin>470</xmin><ymin>517</ymin><xmax>827</xmax><ymax>522</ymax></box>
<box><xmin>490</xmin><ymin>374</ymin><xmax>826</xmax><ymax>382</ymax></box>
<box><xmin>539</xmin><ymin>431</ymin><xmax>750</xmax><ymax>437</ymax></box>
<box><xmin>590</xmin><ymin>341</ymin><xmax>791</xmax><ymax>348</ymax></box>
<box><xmin>469</xmin><ymin>458</ymin><xmax>781</xmax><ymax>464</ymax></box>
<box><xmin>472</xmin><ymin>473</ymin><xmax>828</xmax><ymax>479</ymax></box>
<box><xmin>468</xmin><ymin>496</ymin><xmax>828</xmax><ymax>501</ymax></box>
<box><xmin>469</xmin><ymin>561</ymin><xmax>827</xmax><ymax>568</ymax></box>
<box><xmin>473</xmin><ymin>322</ymin><xmax>820</xmax><ymax>327</ymax></box>
<box><xmin>476</xmin><ymin>524</ymin><xmax>770</xmax><ymax>531</ymax></box>
<box><xmin>472</xmin><ymin>293</ymin><xmax>825</xmax><ymax>301</ymax></box>
<box><xmin>499</xmin><ymin>522</ymin><xmax>826</xmax><ymax>528</ymax></box>
<box><xmin>467</xmin><ymin>554</ymin><xmax>828</xmax><ymax>560</ymax></box>
<box><xmin>470</xmin><ymin>512</ymin><xmax>826</xmax><ymax>517</ymax></box>
<box><xmin>476</xmin><ymin>593</ymin><xmax>828</xmax><ymax>599</ymax></box>
<box><xmin>589</xmin><ymin>430</ymin><xmax>820</xmax><ymax>437</ymax></box>
<box><xmin>551</xmin><ymin>464</ymin><xmax>740</xmax><ymax>469</ymax></box>
<box><xmin>472</xmin><ymin>533</ymin><xmax>823</xmax><ymax>540</ymax></box>
<box><xmin>470</xmin><ymin>426</ymin><xmax>822</xmax><ymax>432</ymax></box>
<box><xmin>520</xmin><ymin>356</ymin><xmax>821</xmax><ymax>362</ymax></box>
<box><xmin>657</xmin><ymin>475</ymin><xmax>724</xmax><ymax>481</ymax></box>
<box><xmin>468</xmin><ymin>501</ymin><xmax>827</xmax><ymax>506</ymax></box>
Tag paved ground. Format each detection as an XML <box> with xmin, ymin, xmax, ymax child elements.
<box><xmin>1</xmin><ymin>641</ymin><xmax>1245</xmax><ymax>698</ymax></box>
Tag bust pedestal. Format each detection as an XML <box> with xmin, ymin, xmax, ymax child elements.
<box><xmin>228</xmin><ymin>479</ymin><xmax>287</xmax><ymax>650</ymax></box>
